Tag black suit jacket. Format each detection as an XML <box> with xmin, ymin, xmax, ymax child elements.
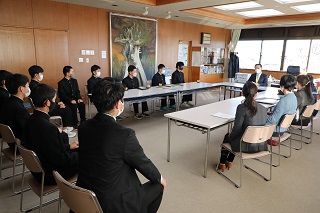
<box><xmin>58</xmin><ymin>78</ymin><xmax>81</xmax><ymax>104</ymax></box>
<box><xmin>76</xmin><ymin>113</ymin><xmax>161</xmax><ymax>213</ymax></box>
<box><xmin>248</xmin><ymin>73</ymin><xmax>268</xmax><ymax>86</ymax></box>
<box><xmin>0</xmin><ymin>87</ymin><xmax>10</xmax><ymax>110</ymax></box>
<box><xmin>151</xmin><ymin>72</ymin><xmax>166</xmax><ymax>86</ymax></box>
<box><xmin>171</xmin><ymin>70</ymin><xmax>185</xmax><ymax>84</ymax></box>
<box><xmin>87</xmin><ymin>76</ymin><xmax>101</xmax><ymax>94</ymax></box>
<box><xmin>0</xmin><ymin>96</ymin><xmax>30</xmax><ymax>140</ymax></box>
<box><xmin>22</xmin><ymin>110</ymin><xmax>78</xmax><ymax>184</ymax></box>
<box><xmin>122</xmin><ymin>76</ymin><xmax>140</xmax><ymax>89</ymax></box>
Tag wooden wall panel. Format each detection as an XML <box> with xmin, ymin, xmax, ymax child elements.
<box><xmin>98</xmin><ymin>9</ymin><xmax>110</xmax><ymax>77</ymax></box>
<box><xmin>0</xmin><ymin>27</ymin><xmax>36</xmax><ymax>75</ymax></box>
<box><xmin>0</xmin><ymin>0</ymin><xmax>33</xmax><ymax>27</ymax></box>
<box><xmin>32</xmin><ymin>0</ymin><xmax>69</xmax><ymax>30</ymax></box>
<box><xmin>34</xmin><ymin>29</ymin><xmax>69</xmax><ymax>88</ymax></box>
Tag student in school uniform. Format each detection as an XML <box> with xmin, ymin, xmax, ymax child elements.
<box><xmin>172</xmin><ymin>61</ymin><xmax>192</xmax><ymax>107</ymax></box>
<box><xmin>0</xmin><ymin>70</ymin><xmax>12</xmax><ymax>110</ymax></box>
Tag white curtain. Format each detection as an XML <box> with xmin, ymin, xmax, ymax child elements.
<box><xmin>228</xmin><ymin>29</ymin><xmax>241</xmax><ymax>55</ymax></box>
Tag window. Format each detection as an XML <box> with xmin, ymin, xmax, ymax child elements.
<box><xmin>235</xmin><ymin>40</ymin><xmax>262</xmax><ymax>69</ymax></box>
<box><xmin>283</xmin><ymin>39</ymin><xmax>311</xmax><ymax>72</ymax></box>
<box><xmin>260</xmin><ymin>40</ymin><xmax>284</xmax><ymax>71</ymax></box>
<box><xmin>307</xmin><ymin>39</ymin><xmax>320</xmax><ymax>73</ymax></box>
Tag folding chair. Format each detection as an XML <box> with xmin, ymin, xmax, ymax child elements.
<box><xmin>0</xmin><ymin>124</ymin><xmax>23</xmax><ymax>194</ymax></box>
<box><xmin>216</xmin><ymin>124</ymin><xmax>276</xmax><ymax>188</ymax></box>
<box><xmin>53</xmin><ymin>171</ymin><xmax>103</xmax><ymax>213</ymax></box>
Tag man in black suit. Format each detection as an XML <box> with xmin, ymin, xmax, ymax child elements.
<box><xmin>0</xmin><ymin>74</ymin><xmax>30</xmax><ymax>151</ymax></box>
<box><xmin>22</xmin><ymin>84</ymin><xmax>78</xmax><ymax>185</ymax></box>
<box><xmin>247</xmin><ymin>63</ymin><xmax>268</xmax><ymax>87</ymax></box>
<box><xmin>0</xmin><ymin>70</ymin><xmax>12</xmax><ymax>110</ymax></box>
<box><xmin>122</xmin><ymin>65</ymin><xmax>149</xmax><ymax>119</ymax></box>
<box><xmin>58</xmin><ymin>66</ymin><xmax>86</xmax><ymax>128</ymax></box>
<box><xmin>77</xmin><ymin>78</ymin><xmax>166</xmax><ymax>213</ymax></box>
<box><xmin>152</xmin><ymin>64</ymin><xmax>175</xmax><ymax>111</ymax></box>
<box><xmin>87</xmin><ymin>64</ymin><xmax>101</xmax><ymax>96</ymax></box>
<box><xmin>172</xmin><ymin>61</ymin><xmax>193</xmax><ymax>107</ymax></box>
<box><xmin>28</xmin><ymin>65</ymin><xmax>75</xmax><ymax>137</ymax></box>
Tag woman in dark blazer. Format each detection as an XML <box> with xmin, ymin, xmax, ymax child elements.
<box><xmin>218</xmin><ymin>82</ymin><xmax>267</xmax><ymax>171</ymax></box>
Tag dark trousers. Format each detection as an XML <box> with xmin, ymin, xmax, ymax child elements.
<box><xmin>182</xmin><ymin>94</ymin><xmax>192</xmax><ymax>102</ymax></box>
<box><xmin>291</xmin><ymin>118</ymin><xmax>311</xmax><ymax>126</ymax></box>
<box><xmin>49</xmin><ymin>106</ymin><xmax>73</xmax><ymax>127</ymax></box>
<box><xmin>160</xmin><ymin>95</ymin><xmax>175</xmax><ymax>107</ymax></box>
<box><xmin>133</xmin><ymin>102</ymin><xmax>148</xmax><ymax>114</ymax></box>
<box><xmin>220</xmin><ymin>147</ymin><xmax>235</xmax><ymax>164</ymax></box>
<box><xmin>142</xmin><ymin>181</ymin><xmax>164</xmax><ymax>213</ymax></box>
<box><xmin>67</xmin><ymin>102</ymin><xmax>86</xmax><ymax>126</ymax></box>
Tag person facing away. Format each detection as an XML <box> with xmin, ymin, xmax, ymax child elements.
<box><xmin>87</xmin><ymin>64</ymin><xmax>102</xmax><ymax>96</ymax></box>
<box><xmin>0</xmin><ymin>74</ymin><xmax>30</xmax><ymax>151</ymax></box>
<box><xmin>0</xmin><ymin>70</ymin><xmax>12</xmax><ymax>110</ymax></box>
<box><xmin>151</xmin><ymin>64</ymin><xmax>176</xmax><ymax>111</ymax></box>
<box><xmin>266</xmin><ymin>74</ymin><xmax>297</xmax><ymax>137</ymax></box>
<box><xmin>58</xmin><ymin>65</ymin><xmax>86</xmax><ymax>128</ymax></box>
<box><xmin>218</xmin><ymin>82</ymin><xmax>268</xmax><ymax>172</ymax></box>
<box><xmin>171</xmin><ymin>61</ymin><xmax>193</xmax><ymax>107</ymax></box>
<box><xmin>307</xmin><ymin>74</ymin><xmax>318</xmax><ymax>116</ymax></box>
<box><xmin>22</xmin><ymin>84</ymin><xmax>78</xmax><ymax>185</ymax></box>
<box><xmin>247</xmin><ymin>63</ymin><xmax>268</xmax><ymax>87</ymax></box>
<box><xmin>76</xmin><ymin>78</ymin><xmax>166</xmax><ymax>213</ymax></box>
<box><xmin>28</xmin><ymin>65</ymin><xmax>75</xmax><ymax>137</ymax></box>
<box><xmin>291</xmin><ymin>74</ymin><xmax>315</xmax><ymax>126</ymax></box>
<box><xmin>122</xmin><ymin>65</ymin><xmax>150</xmax><ymax>119</ymax></box>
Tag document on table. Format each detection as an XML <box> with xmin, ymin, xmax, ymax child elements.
<box><xmin>256</xmin><ymin>98</ymin><xmax>278</xmax><ymax>105</ymax></box>
<box><xmin>211</xmin><ymin>112</ymin><xmax>234</xmax><ymax>120</ymax></box>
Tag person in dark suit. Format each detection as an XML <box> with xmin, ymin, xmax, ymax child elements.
<box><xmin>172</xmin><ymin>61</ymin><xmax>193</xmax><ymax>107</ymax></box>
<box><xmin>0</xmin><ymin>74</ymin><xmax>30</xmax><ymax>151</ymax></box>
<box><xmin>152</xmin><ymin>64</ymin><xmax>175</xmax><ymax>111</ymax></box>
<box><xmin>58</xmin><ymin>66</ymin><xmax>86</xmax><ymax>128</ymax></box>
<box><xmin>22</xmin><ymin>84</ymin><xmax>78</xmax><ymax>185</ymax></box>
<box><xmin>247</xmin><ymin>64</ymin><xmax>268</xmax><ymax>87</ymax></box>
<box><xmin>0</xmin><ymin>70</ymin><xmax>12</xmax><ymax>110</ymax></box>
<box><xmin>28</xmin><ymin>65</ymin><xmax>74</xmax><ymax>136</ymax></box>
<box><xmin>122</xmin><ymin>65</ymin><xmax>149</xmax><ymax>119</ymax></box>
<box><xmin>218</xmin><ymin>82</ymin><xmax>268</xmax><ymax>171</ymax></box>
<box><xmin>87</xmin><ymin>64</ymin><xmax>101</xmax><ymax>96</ymax></box>
<box><xmin>77</xmin><ymin>78</ymin><xmax>166</xmax><ymax>213</ymax></box>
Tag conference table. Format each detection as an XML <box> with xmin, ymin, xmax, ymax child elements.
<box><xmin>164</xmin><ymin>87</ymin><xmax>281</xmax><ymax>178</ymax></box>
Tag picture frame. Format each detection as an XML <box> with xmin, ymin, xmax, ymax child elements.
<box><xmin>201</xmin><ymin>32</ymin><xmax>211</xmax><ymax>45</ymax></box>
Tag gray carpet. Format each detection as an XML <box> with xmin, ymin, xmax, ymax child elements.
<box><xmin>1</xmin><ymin>90</ymin><xmax>320</xmax><ymax>213</ymax></box>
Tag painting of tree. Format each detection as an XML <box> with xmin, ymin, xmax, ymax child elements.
<box><xmin>110</xmin><ymin>13</ymin><xmax>157</xmax><ymax>86</ymax></box>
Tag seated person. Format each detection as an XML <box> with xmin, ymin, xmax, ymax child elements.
<box><xmin>87</xmin><ymin>64</ymin><xmax>102</xmax><ymax>98</ymax></box>
<box><xmin>122</xmin><ymin>65</ymin><xmax>149</xmax><ymax>119</ymax></box>
<box><xmin>307</xmin><ymin>74</ymin><xmax>318</xmax><ymax>116</ymax></box>
<box><xmin>218</xmin><ymin>82</ymin><xmax>268</xmax><ymax>171</ymax></box>
<box><xmin>247</xmin><ymin>64</ymin><xmax>268</xmax><ymax>87</ymax></box>
<box><xmin>28</xmin><ymin>65</ymin><xmax>75</xmax><ymax>136</ymax></box>
<box><xmin>292</xmin><ymin>75</ymin><xmax>315</xmax><ymax>126</ymax></box>
<box><xmin>22</xmin><ymin>84</ymin><xmax>78</xmax><ymax>185</ymax></box>
<box><xmin>58</xmin><ymin>66</ymin><xmax>86</xmax><ymax>128</ymax></box>
<box><xmin>266</xmin><ymin>75</ymin><xmax>297</xmax><ymax>145</ymax></box>
<box><xmin>172</xmin><ymin>61</ymin><xmax>192</xmax><ymax>107</ymax></box>
<box><xmin>152</xmin><ymin>64</ymin><xmax>175</xmax><ymax>111</ymax></box>
<box><xmin>0</xmin><ymin>70</ymin><xmax>12</xmax><ymax>110</ymax></box>
<box><xmin>0</xmin><ymin>74</ymin><xmax>30</xmax><ymax>151</ymax></box>
<box><xmin>76</xmin><ymin>78</ymin><xmax>165</xmax><ymax>213</ymax></box>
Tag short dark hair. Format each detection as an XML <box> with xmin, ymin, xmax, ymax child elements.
<box><xmin>30</xmin><ymin>84</ymin><xmax>56</xmax><ymax>108</ymax></box>
<box><xmin>280</xmin><ymin>74</ymin><xmax>296</xmax><ymax>91</ymax></box>
<box><xmin>28</xmin><ymin>65</ymin><xmax>44</xmax><ymax>78</ymax></box>
<box><xmin>63</xmin><ymin>66</ymin><xmax>73</xmax><ymax>76</ymax></box>
<box><xmin>176</xmin><ymin>61</ymin><xmax>184</xmax><ymax>69</ymax></box>
<box><xmin>158</xmin><ymin>64</ymin><xmax>165</xmax><ymax>70</ymax></box>
<box><xmin>0</xmin><ymin>70</ymin><xmax>13</xmax><ymax>87</ymax></box>
<box><xmin>92</xmin><ymin>78</ymin><xmax>125</xmax><ymax>113</ymax></box>
<box><xmin>5</xmin><ymin>74</ymin><xmax>29</xmax><ymax>95</ymax></box>
<box><xmin>255</xmin><ymin>64</ymin><xmax>262</xmax><ymax>68</ymax></box>
<box><xmin>91</xmin><ymin>65</ymin><xmax>101</xmax><ymax>74</ymax></box>
<box><xmin>128</xmin><ymin>65</ymin><xmax>136</xmax><ymax>73</ymax></box>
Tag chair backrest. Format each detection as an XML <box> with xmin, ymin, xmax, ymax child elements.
<box><xmin>49</xmin><ymin>116</ymin><xmax>63</xmax><ymax>128</ymax></box>
<box><xmin>314</xmin><ymin>99</ymin><xmax>320</xmax><ymax>111</ymax></box>
<box><xmin>301</xmin><ymin>105</ymin><xmax>315</xmax><ymax>118</ymax></box>
<box><xmin>17</xmin><ymin>144</ymin><xmax>43</xmax><ymax>173</ymax></box>
<box><xmin>0</xmin><ymin>124</ymin><xmax>17</xmax><ymax>144</ymax></box>
<box><xmin>241</xmin><ymin>124</ymin><xmax>276</xmax><ymax>144</ymax></box>
<box><xmin>84</xmin><ymin>85</ymin><xmax>88</xmax><ymax>95</ymax></box>
<box><xmin>280</xmin><ymin>113</ymin><xmax>296</xmax><ymax>129</ymax></box>
<box><xmin>53</xmin><ymin>171</ymin><xmax>103</xmax><ymax>213</ymax></box>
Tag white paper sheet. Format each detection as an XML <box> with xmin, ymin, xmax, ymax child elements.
<box><xmin>211</xmin><ymin>112</ymin><xmax>234</xmax><ymax>119</ymax></box>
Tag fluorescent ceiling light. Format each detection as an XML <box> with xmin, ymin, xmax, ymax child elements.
<box><xmin>237</xmin><ymin>9</ymin><xmax>284</xmax><ymax>17</ymax></box>
<box><xmin>292</xmin><ymin>3</ymin><xmax>320</xmax><ymax>12</ymax></box>
<box><xmin>215</xmin><ymin>1</ymin><xmax>262</xmax><ymax>11</ymax></box>
<box><xmin>274</xmin><ymin>0</ymin><xmax>313</xmax><ymax>4</ymax></box>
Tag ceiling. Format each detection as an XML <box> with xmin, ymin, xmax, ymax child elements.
<box><xmin>53</xmin><ymin>0</ymin><xmax>320</xmax><ymax>29</ymax></box>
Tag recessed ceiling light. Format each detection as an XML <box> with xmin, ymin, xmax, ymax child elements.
<box><xmin>274</xmin><ymin>0</ymin><xmax>313</xmax><ymax>4</ymax></box>
<box><xmin>237</xmin><ymin>9</ymin><xmax>284</xmax><ymax>17</ymax></box>
<box><xmin>292</xmin><ymin>3</ymin><xmax>320</xmax><ymax>12</ymax></box>
<box><xmin>215</xmin><ymin>1</ymin><xmax>262</xmax><ymax>11</ymax></box>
